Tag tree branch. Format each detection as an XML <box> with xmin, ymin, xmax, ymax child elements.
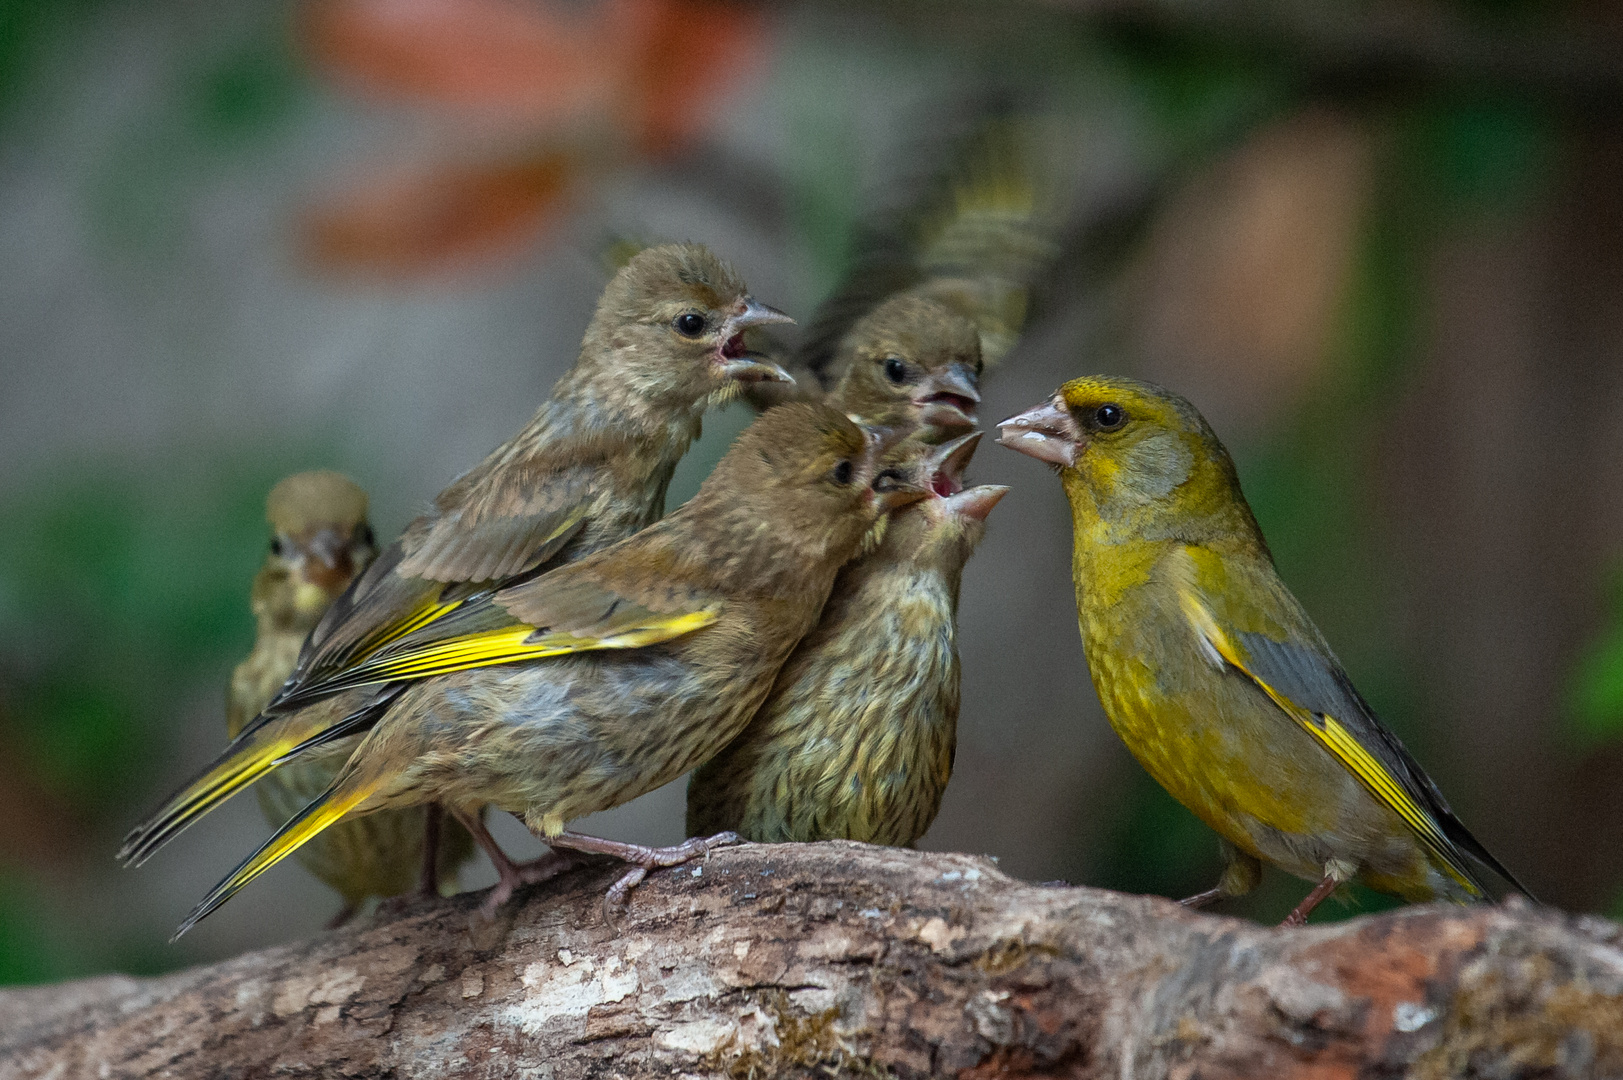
<box><xmin>4</xmin><ymin>843</ymin><xmax>1621</xmax><ymax>1078</ymax></box>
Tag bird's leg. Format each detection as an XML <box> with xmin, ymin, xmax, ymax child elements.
<box><xmin>325</xmin><ymin>901</ymin><xmax>360</xmax><ymax>930</ymax></box>
<box><xmin>543</xmin><ymin>830</ymin><xmax>742</xmax><ymax>926</ymax></box>
<box><xmin>416</xmin><ymin>803</ymin><xmax>443</xmax><ymax>898</ymax></box>
<box><xmin>1281</xmin><ymin>874</ymin><xmax>1341</xmax><ymax>927</ymax></box>
<box><xmin>1181</xmin><ymin>843</ymin><xmax>1261</xmax><ymax>910</ymax></box>
<box><xmin>453</xmin><ymin>809</ymin><xmax>578</xmax><ymax>918</ymax></box>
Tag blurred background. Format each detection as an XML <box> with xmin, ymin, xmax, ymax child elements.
<box><xmin>3</xmin><ymin>0</ymin><xmax>1623</xmax><ymax>984</ymax></box>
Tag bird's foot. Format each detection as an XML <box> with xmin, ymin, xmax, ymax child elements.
<box><xmin>1179</xmin><ymin>887</ymin><xmax>1227</xmax><ymax>910</ymax></box>
<box><xmin>325</xmin><ymin>901</ymin><xmax>360</xmax><ymax>930</ymax></box>
<box><xmin>545</xmin><ymin>830</ymin><xmax>742</xmax><ymax>928</ymax></box>
<box><xmin>478</xmin><ymin>850</ymin><xmax>578</xmax><ymax>919</ymax></box>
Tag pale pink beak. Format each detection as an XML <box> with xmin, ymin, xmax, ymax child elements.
<box><xmin>997</xmin><ymin>394</ymin><xmax>1084</xmax><ymax>468</ymax></box>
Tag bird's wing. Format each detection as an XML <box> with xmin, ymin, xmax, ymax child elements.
<box><xmin>396</xmin><ymin>458</ymin><xmax>595</xmax><ymax>583</ymax></box>
<box><xmin>796</xmin><ymin>114</ymin><xmax>1060</xmax><ymax>388</ymax></box>
<box><xmin>1172</xmin><ymin>545</ymin><xmax>1530</xmax><ymax>900</ymax></box>
<box><xmin>268</xmin><ymin>531</ymin><xmax>723</xmax><ymax>706</ymax></box>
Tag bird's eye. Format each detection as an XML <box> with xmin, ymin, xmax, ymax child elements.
<box><xmin>270</xmin><ymin>537</ymin><xmax>287</xmax><ymax>557</ymax></box>
<box><xmin>1094</xmin><ymin>403</ymin><xmax>1127</xmax><ymax>431</ymax></box>
<box><xmin>883</xmin><ymin>357</ymin><xmax>907</xmax><ymax>384</ymax></box>
<box><xmin>354</xmin><ymin>523</ymin><xmax>376</xmax><ymax>549</ymax></box>
<box><xmin>673</xmin><ymin>312</ymin><xmax>706</xmax><ymax>337</ymax></box>
<box><xmin>832</xmin><ymin>460</ymin><xmax>855</xmax><ymax>485</ymax></box>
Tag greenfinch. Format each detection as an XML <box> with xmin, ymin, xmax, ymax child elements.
<box><xmin>820</xmin><ymin>295</ymin><xmax>983</xmax><ymax>443</ymax></box>
<box><xmin>228</xmin><ymin>470</ymin><xmax>472</xmax><ymax>925</ymax></box>
<box><xmin>120</xmin><ymin>244</ymin><xmax>793</xmax><ymax>901</ymax></box>
<box><xmin>165</xmin><ymin>404</ymin><xmax>923</xmax><ymax>935</ymax></box>
<box><xmin>997</xmin><ymin>376</ymin><xmax>1532</xmax><ymax>924</ymax></box>
<box><xmin>686</xmin><ymin>431</ymin><xmax>1006</xmax><ymax>845</ymax></box>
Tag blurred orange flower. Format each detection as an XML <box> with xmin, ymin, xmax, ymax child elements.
<box><xmin>296</xmin><ymin>0</ymin><xmax>771</xmax><ymax>275</ymax></box>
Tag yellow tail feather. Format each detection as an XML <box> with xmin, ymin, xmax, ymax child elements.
<box><xmin>172</xmin><ymin>777</ymin><xmax>380</xmax><ymax>940</ymax></box>
<box><xmin>118</xmin><ymin>713</ymin><xmax>338</xmax><ymax>868</ymax></box>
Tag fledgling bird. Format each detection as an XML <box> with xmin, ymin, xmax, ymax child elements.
<box><xmin>229</xmin><ymin>470</ymin><xmax>472</xmax><ymax>925</ymax></box>
<box><xmin>998</xmin><ymin>376</ymin><xmax>1532</xmax><ymax>924</ymax></box>
<box><xmin>822</xmin><ymin>295</ymin><xmax>983</xmax><ymax>444</ymax></box>
<box><xmin>120</xmin><ymin>244</ymin><xmax>794</xmax><ymax>904</ymax></box>
<box><xmin>686</xmin><ymin>431</ymin><xmax>1006</xmax><ymax>845</ymax></box>
<box><xmin>169</xmin><ymin>404</ymin><xmax>924</xmax><ymax>936</ymax></box>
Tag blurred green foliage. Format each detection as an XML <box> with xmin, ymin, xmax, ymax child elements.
<box><xmin>1569</xmin><ymin>569</ymin><xmax>1623</xmax><ymax>747</ymax></box>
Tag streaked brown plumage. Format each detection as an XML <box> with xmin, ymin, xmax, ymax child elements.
<box><xmin>121</xmin><ymin>244</ymin><xmax>794</xmax><ymax>902</ymax></box>
<box><xmin>229</xmin><ymin>471</ymin><xmax>472</xmax><ymax>922</ymax></box>
<box><xmin>824</xmin><ymin>295</ymin><xmax>983</xmax><ymax>443</ymax></box>
<box><xmin>686</xmin><ymin>433</ymin><xmax>1006</xmax><ymax>845</ymax></box>
<box><xmin>170</xmin><ymin>404</ymin><xmax>925</xmax><ymax>934</ymax></box>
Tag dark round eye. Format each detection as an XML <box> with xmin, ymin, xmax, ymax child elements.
<box><xmin>270</xmin><ymin>536</ymin><xmax>287</xmax><ymax>557</ymax></box>
<box><xmin>1094</xmin><ymin>403</ymin><xmax>1126</xmax><ymax>430</ymax></box>
<box><xmin>673</xmin><ymin>312</ymin><xmax>706</xmax><ymax>337</ymax></box>
<box><xmin>832</xmin><ymin>460</ymin><xmax>854</xmax><ymax>485</ymax></box>
<box><xmin>883</xmin><ymin>357</ymin><xmax>907</xmax><ymax>384</ymax></box>
<box><xmin>354</xmin><ymin>523</ymin><xmax>376</xmax><ymax>549</ymax></box>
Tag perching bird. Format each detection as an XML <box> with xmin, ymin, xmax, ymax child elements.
<box><xmin>997</xmin><ymin>376</ymin><xmax>1532</xmax><ymax>924</ymax></box>
<box><xmin>228</xmin><ymin>470</ymin><xmax>472</xmax><ymax>925</ymax></box>
<box><xmin>686</xmin><ymin>431</ymin><xmax>1006</xmax><ymax>845</ymax></box>
<box><xmin>165</xmin><ymin>404</ymin><xmax>924</xmax><ymax>936</ymax></box>
<box><xmin>120</xmin><ymin>244</ymin><xmax>794</xmax><ymax>902</ymax></box>
<box><xmin>820</xmin><ymin>295</ymin><xmax>983</xmax><ymax>444</ymax></box>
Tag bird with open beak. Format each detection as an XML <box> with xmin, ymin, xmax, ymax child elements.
<box><xmin>122</xmin><ymin>244</ymin><xmax>796</xmax><ymax>909</ymax></box>
<box><xmin>688</xmin><ymin>430</ymin><xmax>1006</xmax><ymax>846</ymax></box>
<box><xmin>823</xmin><ymin>295</ymin><xmax>983</xmax><ymax>443</ymax></box>
<box><xmin>160</xmin><ymin>404</ymin><xmax>926</xmax><ymax>936</ymax></box>
<box><xmin>229</xmin><ymin>471</ymin><xmax>474</xmax><ymax>925</ymax></box>
<box><xmin>997</xmin><ymin>376</ymin><xmax>1531</xmax><ymax>924</ymax></box>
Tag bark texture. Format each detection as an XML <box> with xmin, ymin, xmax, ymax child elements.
<box><xmin>4</xmin><ymin>842</ymin><xmax>1621</xmax><ymax>1079</ymax></box>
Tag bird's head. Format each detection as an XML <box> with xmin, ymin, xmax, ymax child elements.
<box><xmin>831</xmin><ymin>295</ymin><xmax>982</xmax><ymax>442</ymax></box>
<box><xmin>255</xmin><ymin>470</ymin><xmax>377</xmax><ymax>629</ymax></box>
<box><xmin>699</xmin><ymin>403</ymin><xmax>928</xmax><ymax>568</ymax></box>
<box><xmin>997</xmin><ymin>375</ymin><xmax>1256</xmax><ymax>538</ymax></box>
<box><xmin>583</xmin><ymin>243</ymin><xmax>795</xmax><ymax>411</ymax></box>
<box><xmin>871</xmin><ymin>431</ymin><xmax>1008</xmax><ymax>566</ymax></box>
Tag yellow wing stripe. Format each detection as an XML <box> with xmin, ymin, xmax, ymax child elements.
<box><xmin>335</xmin><ymin>609</ymin><xmax>721</xmax><ymax>686</ymax></box>
<box><xmin>172</xmin><ymin>779</ymin><xmax>378</xmax><ymax>940</ymax></box>
<box><xmin>1179</xmin><ymin>589</ymin><xmax>1480</xmax><ymax>896</ymax></box>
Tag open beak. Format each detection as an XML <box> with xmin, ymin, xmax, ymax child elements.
<box><xmin>997</xmin><ymin>394</ymin><xmax>1084</xmax><ymax>469</ymax></box>
<box><xmin>921</xmin><ymin>431</ymin><xmax>982</xmax><ymax>497</ymax></box>
<box><xmin>913</xmin><ymin>363</ymin><xmax>981</xmax><ymax>434</ymax></box>
<box><xmin>715</xmin><ymin>296</ymin><xmax>796</xmax><ymax>385</ymax></box>
<box><xmin>942</xmin><ymin>484</ymin><xmax>1010</xmax><ymax>522</ymax></box>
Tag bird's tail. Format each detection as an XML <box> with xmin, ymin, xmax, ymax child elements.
<box><xmin>172</xmin><ymin>772</ymin><xmax>382</xmax><ymax>940</ymax></box>
<box><xmin>118</xmin><ymin>696</ymin><xmax>383</xmax><ymax>869</ymax></box>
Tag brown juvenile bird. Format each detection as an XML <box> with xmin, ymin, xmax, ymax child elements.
<box><xmin>169</xmin><ymin>404</ymin><xmax>923</xmax><ymax>935</ymax></box>
<box><xmin>228</xmin><ymin>470</ymin><xmax>472</xmax><ymax>925</ymax></box>
<box><xmin>121</xmin><ymin>244</ymin><xmax>793</xmax><ymax>901</ymax></box>
<box><xmin>821</xmin><ymin>295</ymin><xmax>983</xmax><ymax>443</ymax></box>
<box><xmin>686</xmin><ymin>432</ymin><xmax>1006</xmax><ymax>845</ymax></box>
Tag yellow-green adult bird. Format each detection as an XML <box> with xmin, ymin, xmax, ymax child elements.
<box><xmin>229</xmin><ymin>470</ymin><xmax>472</xmax><ymax>925</ymax></box>
<box><xmin>997</xmin><ymin>376</ymin><xmax>1532</xmax><ymax>924</ymax></box>
<box><xmin>168</xmin><ymin>404</ymin><xmax>923</xmax><ymax>935</ymax></box>
<box><xmin>121</xmin><ymin>244</ymin><xmax>793</xmax><ymax>906</ymax></box>
<box><xmin>686</xmin><ymin>432</ymin><xmax>1006</xmax><ymax>845</ymax></box>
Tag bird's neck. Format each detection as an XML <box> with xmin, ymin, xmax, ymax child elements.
<box><xmin>520</xmin><ymin>366</ymin><xmax>706</xmax><ymax>468</ymax></box>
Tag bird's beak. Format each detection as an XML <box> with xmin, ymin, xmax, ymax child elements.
<box><xmin>731</xmin><ymin>296</ymin><xmax>795</xmax><ymax>331</ymax></box>
<box><xmin>921</xmin><ymin>430</ymin><xmax>982</xmax><ymax>497</ymax></box>
<box><xmin>997</xmin><ymin>395</ymin><xmax>1083</xmax><ymax>468</ymax></box>
<box><xmin>299</xmin><ymin>527</ymin><xmax>354</xmax><ymax>593</ymax></box>
<box><xmin>863</xmin><ymin>423</ymin><xmax>930</xmax><ymax>511</ymax></box>
<box><xmin>716</xmin><ymin>297</ymin><xmax>796</xmax><ymax>385</ymax></box>
<box><xmin>913</xmin><ymin>362</ymin><xmax>981</xmax><ymax>434</ymax></box>
<box><xmin>942</xmin><ymin>484</ymin><xmax>1010</xmax><ymax>522</ymax></box>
